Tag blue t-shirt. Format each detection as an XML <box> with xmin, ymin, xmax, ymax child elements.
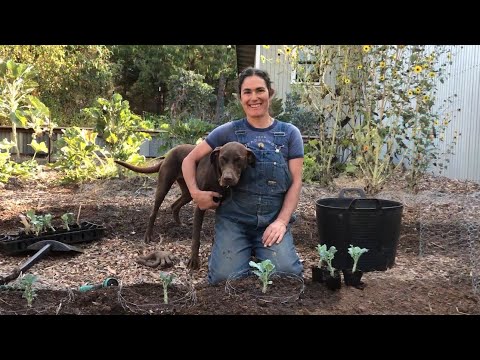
<box><xmin>205</xmin><ymin>118</ymin><xmax>304</xmax><ymax>161</ymax></box>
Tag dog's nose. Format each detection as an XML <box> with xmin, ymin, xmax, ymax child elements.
<box><xmin>221</xmin><ymin>174</ymin><xmax>236</xmax><ymax>186</ymax></box>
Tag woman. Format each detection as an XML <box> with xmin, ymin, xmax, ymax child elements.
<box><xmin>182</xmin><ymin>67</ymin><xmax>303</xmax><ymax>284</ymax></box>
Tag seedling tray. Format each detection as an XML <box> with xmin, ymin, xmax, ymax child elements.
<box><xmin>0</xmin><ymin>222</ymin><xmax>105</xmax><ymax>255</ymax></box>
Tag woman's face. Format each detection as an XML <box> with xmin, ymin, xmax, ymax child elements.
<box><xmin>240</xmin><ymin>75</ymin><xmax>271</xmax><ymax>119</ymax></box>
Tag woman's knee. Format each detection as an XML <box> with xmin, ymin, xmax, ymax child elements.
<box><xmin>256</xmin><ymin>242</ymin><xmax>303</xmax><ymax>275</ymax></box>
<box><xmin>207</xmin><ymin>261</ymin><xmax>250</xmax><ymax>285</ymax></box>
<box><xmin>275</xmin><ymin>258</ymin><xmax>303</xmax><ymax>275</ymax></box>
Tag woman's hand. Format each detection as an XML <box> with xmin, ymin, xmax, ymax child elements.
<box><xmin>262</xmin><ymin>219</ymin><xmax>288</xmax><ymax>247</ymax></box>
<box><xmin>192</xmin><ymin>190</ymin><xmax>222</xmax><ymax>210</ymax></box>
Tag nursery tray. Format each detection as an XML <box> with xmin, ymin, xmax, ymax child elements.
<box><xmin>0</xmin><ymin>222</ymin><xmax>105</xmax><ymax>255</ymax></box>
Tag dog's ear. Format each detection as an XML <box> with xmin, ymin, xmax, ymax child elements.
<box><xmin>210</xmin><ymin>147</ymin><xmax>222</xmax><ymax>179</ymax></box>
<box><xmin>210</xmin><ymin>146</ymin><xmax>221</xmax><ymax>164</ymax></box>
<box><xmin>246</xmin><ymin>148</ymin><xmax>256</xmax><ymax>168</ymax></box>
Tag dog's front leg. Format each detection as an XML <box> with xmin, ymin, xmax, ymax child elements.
<box><xmin>188</xmin><ymin>206</ymin><xmax>206</xmax><ymax>270</ymax></box>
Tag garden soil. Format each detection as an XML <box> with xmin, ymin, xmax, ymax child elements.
<box><xmin>0</xmin><ymin>166</ymin><xmax>479</xmax><ymax>315</ymax></box>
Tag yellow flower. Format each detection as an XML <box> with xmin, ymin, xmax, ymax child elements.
<box><xmin>263</xmin><ymin>45</ymin><xmax>270</xmax><ymax>49</ymax></box>
<box><xmin>407</xmin><ymin>90</ymin><xmax>413</xmax><ymax>96</ymax></box>
<box><xmin>379</xmin><ymin>61</ymin><xmax>385</xmax><ymax>68</ymax></box>
<box><xmin>261</xmin><ymin>55</ymin><xmax>267</xmax><ymax>64</ymax></box>
<box><xmin>380</xmin><ymin>75</ymin><xmax>385</xmax><ymax>81</ymax></box>
<box><xmin>443</xmin><ymin>120</ymin><xmax>449</xmax><ymax>126</ymax></box>
<box><xmin>415</xmin><ymin>87</ymin><xmax>422</xmax><ymax>94</ymax></box>
<box><xmin>423</xmin><ymin>95</ymin><xmax>430</xmax><ymax>102</ymax></box>
<box><xmin>414</xmin><ymin>65</ymin><xmax>423</xmax><ymax>74</ymax></box>
<box><xmin>284</xmin><ymin>46</ymin><xmax>292</xmax><ymax>54</ymax></box>
<box><xmin>357</xmin><ymin>64</ymin><xmax>363</xmax><ymax>70</ymax></box>
<box><xmin>344</xmin><ymin>78</ymin><xmax>351</xmax><ymax>84</ymax></box>
<box><xmin>434</xmin><ymin>119</ymin><xmax>439</xmax><ymax>125</ymax></box>
<box><xmin>429</xmin><ymin>72</ymin><xmax>435</xmax><ymax>78</ymax></box>
<box><xmin>363</xmin><ymin>45</ymin><xmax>371</xmax><ymax>53</ymax></box>
<box><xmin>447</xmin><ymin>52</ymin><xmax>452</xmax><ymax>60</ymax></box>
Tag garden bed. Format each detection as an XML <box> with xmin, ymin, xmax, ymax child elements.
<box><xmin>0</xmin><ymin>168</ymin><xmax>479</xmax><ymax>314</ymax></box>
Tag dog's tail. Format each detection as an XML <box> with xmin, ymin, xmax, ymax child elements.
<box><xmin>115</xmin><ymin>158</ymin><xmax>165</xmax><ymax>174</ymax></box>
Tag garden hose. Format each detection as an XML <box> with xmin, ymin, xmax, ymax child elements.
<box><xmin>78</xmin><ymin>277</ymin><xmax>119</xmax><ymax>292</ymax></box>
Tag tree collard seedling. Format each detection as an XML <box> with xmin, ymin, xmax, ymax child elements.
<box><xmin>348</xmin><ymin>245</ymin><xmax>369</xmax><ymax>273</ymax></box>
<box><xmin>316</xmin><ymin>244</ymin><xmax>337</xmax><ymax>276</ymax></box>
<box><xmin>19</xmin><ymin>273</ymin><xmax>38</xmax><ymax>307</ymax></box>
<box><xmin>20</xmin><ymin>210</ymin><xmax>78</xmax><ymax>234</ymax></box>
<box><xmin>249</xmin><ymin>259</ymin><xmax>276</xmax><ymax>294</ymax></box>
<box><xmin>159</xmin><ymin>272</ymin><xmax>174</xmax><ymax>304</ymax></box>
<box><xmin>61</xmin><ymin>212</ymin><xmax>76</xmax><ymax>231</ymax></box>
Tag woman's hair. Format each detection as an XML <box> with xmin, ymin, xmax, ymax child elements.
<box><xmin>238</xmin><ymin>67</ymin><xmax>274</xmax><ymax>97</ymax></box>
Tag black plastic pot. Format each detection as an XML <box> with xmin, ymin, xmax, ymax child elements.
<box><xmin>311</xmin><ymin>266</ymin><xmax>325</xmax><ymax>283</ymax></box>
<box><xmin>342</xmin><ymin>269</ymin><xmax>365</xmax><ymax>289</ymax></box>
<box><xmin>324</xmin><ymin>269</ymin><xmax>341</xmax><ymax>291</ymax></box>
<box><xmin>316</xmin><ymin>188</ymin><xmax>403</xmax><ymax>272</ymax></box>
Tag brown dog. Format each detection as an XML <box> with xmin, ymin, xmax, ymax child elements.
<box><xmin>115</xmin><ymin>141</ymin><xmax>255</xmax><ymax>269</ymax></box>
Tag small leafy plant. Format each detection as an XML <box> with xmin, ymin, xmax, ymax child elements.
<box><xmin>316</xmin><ymin>244</ymin><xmax>337</xmax><ymax>276</ymax></box>
<box><xmin>159</xmin><ymin>272</ymin><xmax>174</xmax><ymax>304</ymax></box>
<box><xmin>19</xmin><ymin>273</ymin><xmax>38</xmax><ymax>307</ymax></box>
<box><xmin>19</xmin><ymin>210</ymin><xmax>80</xmax><ymax>234</ymax></box>
<box><xmin>19</xmin><ymin>210</ymin><xmax>52</xmax><ymax>236</ymax></box>
<box><xmin>348</xmin><ymin>245</ymin><xmax>369</xmax><ymax>273</ymax></box>
<box><xmin>61</xmin><ymin>212</ymin><xmax>76</xmax><ymax>231</ymax></box>
<box><xmin>249</xmin><ymin>259</ymin><xmax>276</xmax><ymax>293</ymax></box>
<box><xmin>43</xmin><ymin>214</ymin><xmax>55</xmax><ymax>232</ymax></box>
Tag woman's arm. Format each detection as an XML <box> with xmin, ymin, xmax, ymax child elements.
<box><xmin>182</xmin><ymin>140</ymin><xmax>222</xmax><ymax>210</ymax></box>
<box><xmin>262</xmin><ymin>157</ymin><xmax>303</xmax><ymax>246</ymax></box>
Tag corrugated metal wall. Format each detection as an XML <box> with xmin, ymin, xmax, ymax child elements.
<box><xmin>429</xmin><ymin>45</ymin><xmax>480</xmax><ymax>183</ymax></box>
<box><xmin>257</xmin><ymin>45</ymin><xmax>293</xmax><ymax>104</ymax></box>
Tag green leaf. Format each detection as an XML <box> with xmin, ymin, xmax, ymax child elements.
<box><xmin>29</xmin><ymin>140</ymin><xmax>48</xmax><ymax>154</ymax></box>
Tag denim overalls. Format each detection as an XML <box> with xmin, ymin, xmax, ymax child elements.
<box><xmin>207</xmin><ymin>120</ymin><xmax>303</xmax><ymax>284</ymax></box>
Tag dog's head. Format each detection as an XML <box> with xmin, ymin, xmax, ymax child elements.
<box><xmin>210</xmin><ymin>142</ymin><xmax>255</xmax><ymax>187</ymax></box>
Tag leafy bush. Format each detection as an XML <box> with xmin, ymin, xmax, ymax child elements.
<box><xmin>157</xmin><ymin>118</ymin><xmax>214</xmax><ymax>153</ymax></box>
<box><xmin>82</xmin><ymin>93</ymin><xmax>151</xmax><ymax>162</ymax></box>
<box><xmin>278</xmin><ymin>92</ymin><xmax>318</xmax><ymax>135</ymax></box>
<box><xmin>274</xmin><ymin>45</ymin><xmax>460</xmax><ymax>193</ymax></box>
<box><xmin>166</xmin><ymin>68</ymin><xmax>216</xmax><ymax>121</ymax></box>
<box><xmin>54</xmin><ymin>127</ymin><xmax>116</xmax><ymax>183</ymax></box>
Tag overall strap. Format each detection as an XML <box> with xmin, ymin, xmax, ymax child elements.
<box><xmin>233</xmin><ymin>119</ymin><xmax>248</xmax><ymax>146</ymax></box>
<box><xmin>273</xmin><ymin>120</ymin><xmax>288</xmax><ymax>148</ymax></box>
